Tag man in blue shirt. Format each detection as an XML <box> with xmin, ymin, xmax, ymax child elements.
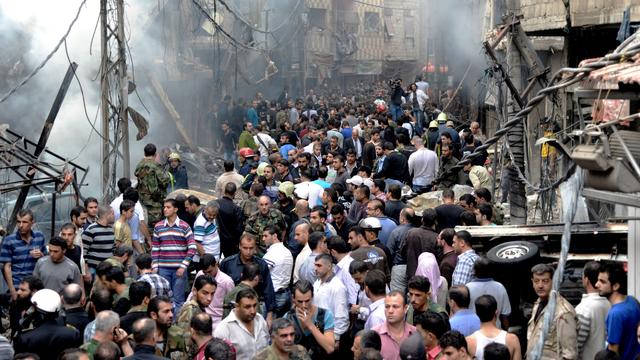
<box><xmin>448</xmin><ymin>285</ymin><xmax>480</xmax><ymax>337</ymax></box>
<box><xmin>597</xmin><ymin>261</ymin><xmax>640</xmax><ymax>359</ymax></box>
<box><xmin>0</xmin><ymin>209</ymin><xmax>47</xmax><ymax>301</ymax></box>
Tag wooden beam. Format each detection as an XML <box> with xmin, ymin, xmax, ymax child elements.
<box><xmin>147</xmin><ymin>72</ymin><xmax>196</xmax><ymax>149</ymax></box>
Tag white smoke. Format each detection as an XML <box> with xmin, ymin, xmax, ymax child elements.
<box><xmin>0</xmin><ymin>0</ymin><xmax>170</xmax><ymax>196</ymax></box>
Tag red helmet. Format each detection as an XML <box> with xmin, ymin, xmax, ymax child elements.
<box><xmin>238</xmin><ymin>148</ymin><xmax>255</xmax><ymax>158</ymax></box>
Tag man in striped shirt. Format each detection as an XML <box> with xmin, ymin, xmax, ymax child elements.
<box><xmin>152</xmin><ymin>198</ymin><xmax>196</xmax><ymax>311</ymax></box>
<box><xmin>82</xmin><ymin>205</ymin><xmax>116</xmax><ymax>277</ymax></box>
<box><xmin>0</xmin><ymin>209</ymin><xmax>47</xmax><ymax>301</ymax></box>
<box><xmin>193</xmin><ymin>200</ymin><xmax>221</xmax><ymax>262</ymax></box>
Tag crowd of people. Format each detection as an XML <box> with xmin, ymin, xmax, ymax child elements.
<box><xmin>0</xmin><ymin>81</ymin><xmax>639</xmax><ymax>360</ymax></box>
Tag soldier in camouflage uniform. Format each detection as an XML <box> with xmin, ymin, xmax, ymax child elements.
<box><xmin>135</xmin><ymin>144</ymin><xmax>170</xmax><ymax>227</ymax></box>
<box><xmin>254</xmin><ymin>318</ymin><xmax>311</xmax><ymax>360</ymax></box>
<box><xmin>175</xmin><ymin>275</ymin><xmax>216</xmax><ymax>356</ymax></box>
<box><xmin>244</xmin><ymin>195</ymin><xmax>286</xmax><ymax>253</ymax></box>
<box><xmin>176</xmin><ymin>275</ymin><xmax>215</xmax><ymax>331</ymax></box>
<box><xmin>149</xmin><ymin>295</ymin><xmax>189</xmax><ymax>360</ymax></box>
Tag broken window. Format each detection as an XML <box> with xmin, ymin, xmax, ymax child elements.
<box><xmin>364</xmin><ymin>11</ymin><xmax>380</xmax><ymax>33</ymax></box>
<box><xmin>309</xmin><ymin>8</ymin><xmax>327</xmax><ymax>29</ymax></box>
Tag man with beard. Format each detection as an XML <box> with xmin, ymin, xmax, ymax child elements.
<box><xmin>526</xmin><ymin>264</ymin><xmax>577</xmax><ymax>359</ymax></box>
<box><xmin>176</xmin><ymin>274</ymin><xmax>216</xmax><ymax>332</ymax></box>
<box><xmin>284</xmin><ymin>280</ymin><xmax>336</xmax><ymax>359</ymax></box>
<box><xmin>255</xmin><ymin>318</ymin><xmax>311</xmax><ymax>360</ymax></box>
<box><xmin>148</xmin><ymin>295</ymin><xmax>188</xmax><ymax>359</ymax></box>
<box><xmin>214</xmin><ymin>288</ymin><xmax>270</xmax><ymax>359</ymax></box>
<box><xmin>596</xmin><ymin>261</ymin><xmax>640</xmax><ymax>358</ymax></box>
<box><xmin>9</xmin><ymin>276</ymin><xmax>43</xmax><ymax>337</ymax></box>
<box><xmin>33</xmin><ymin>236</ymin><xmax>82</xmax><ymax>293</ymax></box>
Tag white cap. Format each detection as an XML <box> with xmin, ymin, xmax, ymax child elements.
<box><xmin>347</xmin><ymin>175</ymin><xmax>364</xmax><ymax>186</ymax></box>
<box><xmin>359</xmin><ymin>217</ymin><xmax>382</xmax><ymax>230</ymax></box>
<box><xmin>31</xmin><ymin>289</ymin><xmax>61</xmax><ymax>313</ymax></box>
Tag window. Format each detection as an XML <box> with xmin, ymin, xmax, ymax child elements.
<box><xmin>404</xmin><ymin>16</ymin><xmax>414</xmax><ymax>38</ymax></box>
<box><xmin>309</xmin><ymin>8</ymin><xmax>327</xmax><ymax>29</ymax></box>
<box><xmin>364</xmin><ymin>11</ymin><xmax>380</xmax><ymax>33</ymax></box>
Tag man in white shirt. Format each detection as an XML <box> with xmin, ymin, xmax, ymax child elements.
<box><xmin>327</xmin><ymin>236</ymin><xmax>359</xmax><ymax>306</ymax></box>
<box><xmin>408</xmin><ymin>137</ymin><xmax>438</xmax><ymax>193</ymax></box>
<box><xmin>576</xmin><ymin>261</ymin><xmax>610</xmax><ymax>360</ymax></box>
<box><xmin>364</xmin><ymin>269</ymin><xmax>387</xmax><ymax>330</ymax></box>
<box><xmin>262</xmin><ymin>225</ymin><xmax>293</xmax><ymax>318</ymax></box>
<box><xmin>192</xmin><ymin>201</ymin><xmax>221</xmax><ymax>262</ymax></box>
<box><xmin>313</xmin><ymin>254</ymin><xmax>349</xmax><ymax>347</ymax></box>
<box><xmin>294</xmin><ymin>170</ymin><xmax>324</xmax><ymax>208</ymax></box>
<box><xmin>215</xmin><ymin>161</ymin><xmax>245</xmax><ymax>202</ymax></box>
<box><xmin>254</xmin><ymin>124</ymin><xmax>278</xmax><ymax>163</ymax></box>
<box><xmin>299</xmin><ymin>232</ymin><xmax>327</xmax><ymax>284</ymax></box>
<box><xmin>214</xmin><ymin>288</ymin><xmax>270</xmax><ymax>359</ymax></box>
<box><xmin>292</xmin><ymin>223</ymin><xmax>311</xmax><ymax>283</ymax></box>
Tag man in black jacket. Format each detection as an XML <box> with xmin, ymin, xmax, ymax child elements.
<box><xmin>62</xmin><ymin>284</ymin><xmax>90</xmax><ymax>335</ymax></box>
<box><xmin>123</xmin><ymin>318</ymin><xmax>167</xmax><ymax>360</ymax></box>
<box><xmin>218</xmin><ymin>182</ymin><xmax>245</xmax><ymax>257</ymax></box>
<box><xmin>344</xmin><ymin>128</ymin><xmax>365</xmax><ymax>160</ymax></box>
<box><xmin>373</xmin><ymin>141</ymin><xmax>410</xmax><ymax>185</ymax></box>
<box><xmin>14</xmin><ymin>289</ymin><xmax>82</xmax><ymax>360</ymax></box>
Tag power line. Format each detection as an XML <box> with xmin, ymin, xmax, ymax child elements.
<box><xmin>351</xmin><ymin>0</ymin><xmax>411</xmax><ymax>11</ymax></box>
<box><xmin>191</xmin><ymin>0</ymin><xmax>266</xmax><ymax>53</ymax></box>
<box><xmin>214</xmin><ymin>0</ymin><xmax>303</xmax><ymax>34</ymax></box>
<box><xmin>0</xmin><ymin>0</ymin><xmax>88</xmax><ymax>105</ymax></box>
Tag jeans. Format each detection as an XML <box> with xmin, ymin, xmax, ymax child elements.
<box><xmin>385</xmin><ymin>178</ymin><xmax>404</xmax><ymax>189</ymax></box>
<box><xmin>390</xmin><ymin>265</ymin><xmax>407</xmax><ymax>293</ymax></box>
<box><xmin>158</xmin><ymin>267</ymin><xmax>187</xmax><ymax>313</ymax></box>
<box><xmin>411</xmin><ymin>184</ymin><xmax>431</xmax><ymax>194</ymax></box>
<box><xmin>274</xmin><ymin>289</ymin><xmax>292</xmax><ymax>318</ymax></box>
<box><xmin>412</xmin><ymin>109</ymin><xmax>425</xmax><ymax>135</ymax></box>
<box><xmin>390</xmin><ymin>104</ymin><xmax>403</xmax><ymax>122</ymax></box>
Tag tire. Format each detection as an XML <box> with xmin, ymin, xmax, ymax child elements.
<box><xmin>487</xmin><ymin>241</ymin><xmax>539</xmax><ymax>265</ymax></box>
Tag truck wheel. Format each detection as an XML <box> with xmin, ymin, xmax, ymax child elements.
<box><xmin>487</xmin><ymin>241</ymin><xmax>539</xmax><ymax>265</ymax></box>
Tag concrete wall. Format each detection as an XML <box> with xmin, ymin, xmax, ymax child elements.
<box><xmin>382</xmin><ymin>0</ymin><xmax>419</xmax><ymax>61</ymax></box>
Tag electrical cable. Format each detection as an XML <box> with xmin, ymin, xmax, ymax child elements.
<box><xmin>214</xmin><ymin>0</ymin><xmax>304</xmax><ymax>34</ymax></box>
<box><xmin>0</xmin><ymin>0</ymin><xmax>88</xmax><ymax>105</ymax></box>
<box><xmin>528</xmin><ymin>170</ymin><xmax>583</xmax><ymax>360</ymax></box>
<box><xmin>192</xmin><ymin>0</ymin><xmax>267</xmax><ymax>53</ymax></box>
<box><xmin>436</xmin><ymin>34</ymin><xmax>640</xmax><ymax>186</ymax></box>
<box><xmin>351</xmin><ymin>0</ymin><xmax>412</xmax><ymax>11</ymax></box>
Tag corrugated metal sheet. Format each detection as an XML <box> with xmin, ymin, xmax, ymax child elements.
<box><xmin>580</xmin><ymin>54</ymin><xmax>640</xmax><ymax>89</ymax></box>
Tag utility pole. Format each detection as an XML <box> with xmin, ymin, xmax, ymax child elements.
<box><xmin>100</xmin><ymin>0</ymin><xmax>130</xmax><ymax>203</ymax></box>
